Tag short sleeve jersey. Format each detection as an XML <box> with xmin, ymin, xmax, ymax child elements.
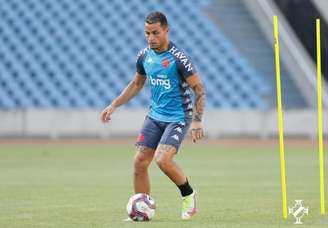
<box><xmin>136</xmin><ymin>41</ymin><xmax>197</xmax><ymax>123</ymax></box>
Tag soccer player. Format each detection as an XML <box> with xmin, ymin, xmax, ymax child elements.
<box><xmin>100</xmin><ymin>11</ymin><xmax>205</xmax><ymax>220</ymax></box>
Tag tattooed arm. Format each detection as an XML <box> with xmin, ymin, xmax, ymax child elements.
<box><xmin>192</xmin><ymin>82</ymin><xmax>205</xmax><ymax>122</ymax></box>
<box><xmin>186</xmin><ymin>74</ymin><xmax>205</xmax><ymax>142</ymax></box>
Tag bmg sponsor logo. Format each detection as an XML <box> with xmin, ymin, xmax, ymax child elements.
<box><xmin>149</xmin><ymin>75</ymin><xmax>171</xmax><ymax>90</ymax></box>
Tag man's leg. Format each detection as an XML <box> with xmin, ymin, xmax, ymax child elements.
<box><xmin>133</xmin><ymin>145</ymin><xmax>155</xmax><ymax>194</ymax></box>
<box><xmin>154</xmin><ymin>144</ymin><xmax>197</xmax><ymax>219</ymax></box>
<box><xmin>154</xmin><ymin>144</ymin><xmax>186</xmax><ymax>185</ymax></box>
<box><xmin>134</xmin><ymin>116</ymin><xmax>164</xmax><ymax>194</ymax></box>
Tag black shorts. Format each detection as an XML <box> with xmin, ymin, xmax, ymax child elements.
<box><xmin>135</xmin><ymin>116</ymin><xmax>191</xmax><ymax>151</ymax></box>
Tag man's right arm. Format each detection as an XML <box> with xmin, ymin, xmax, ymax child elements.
<box><xmin>100</xmin><ymin>73</ymin><xmax>146</xmax><ymax>123</ymax></box>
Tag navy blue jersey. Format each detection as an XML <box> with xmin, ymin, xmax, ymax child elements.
<box><xmin>136</xmin><ymin>41</ymin><xmax>196</xmax><ymax>123</ymax></box>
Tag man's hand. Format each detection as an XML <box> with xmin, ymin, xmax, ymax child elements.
<box><xmin>189</xmin><ymin>121</ymin><xmax>204</xmax><ymax>143</ymax></box>
<box><xmin>100</xmin><ymin>104</ymin><xmax>116</xmax><ymax>123</ymax></box>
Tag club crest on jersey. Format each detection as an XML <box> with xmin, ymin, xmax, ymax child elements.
<box><xmin>162</xmin><ymin>58</ymin><xmax>170</xmax><ymax>68</ymax></box>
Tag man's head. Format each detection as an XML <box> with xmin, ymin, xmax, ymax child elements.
<box><xmin>144</xmin><ymin>11</ymin><xmax>169</xmax><ymax>51</ymax></box>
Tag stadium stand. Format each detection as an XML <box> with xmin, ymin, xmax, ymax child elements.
<box><xmin>208</xmin><ymin>0</ymin><xmax>307</xmax><ymax>108</ymax></box>
<box><xmin>0</xmin><ymin>0</ymin><xmax>271</xmax><ymax>109</ymax></box>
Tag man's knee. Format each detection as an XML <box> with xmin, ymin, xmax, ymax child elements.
<box><xmin>134</xmin><ymin>154</ymin><xmax>150</xmax><ymax>171</ymax></box>
<box><xmin>154</xmin><ymin>144</ymin><xmax>176</xmax><ymax>170</ymax></box>
<box><xmin>133</xmin><ymin>146</ymin><xmax>154</xmax><ymax>174</ymax></box>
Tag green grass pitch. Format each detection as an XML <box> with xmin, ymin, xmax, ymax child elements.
<box><xmin>0</xmin><ymin>140</ymin><xmax>327</xmax><ymax>228</ymax></box>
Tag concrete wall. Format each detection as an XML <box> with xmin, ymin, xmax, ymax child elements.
<box><xmin>0</xmin><ymin>109</ymin><xmax>327</xmax><ymax>138</ymax></box>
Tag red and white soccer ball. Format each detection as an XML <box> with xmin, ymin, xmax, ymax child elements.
<box><xmin>126</xmin><ymin>193</ymin><xmax>156</xmax><ymax>221</ymax></box>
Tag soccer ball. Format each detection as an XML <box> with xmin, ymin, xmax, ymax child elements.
<box><xmin>126</xmin><ymin>193</ymin><xmax>156</xmax><ymax>221</ymax></box>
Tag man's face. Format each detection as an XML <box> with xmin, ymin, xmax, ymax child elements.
<box><xmin>144</xmin><ymin>22</ymin><xmax>169</xmax><ymax>50</ymax></box>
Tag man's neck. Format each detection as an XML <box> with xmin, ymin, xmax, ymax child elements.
<box><xmin>154</xmin><ymin>40</ymin><xmax>170</xmax><ymax>53</ymax></box>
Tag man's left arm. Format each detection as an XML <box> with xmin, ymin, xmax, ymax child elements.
<box><xmin>186</xmin><ymin>74</ymin><xmax>205</xmax><ymax>142</ymax></box>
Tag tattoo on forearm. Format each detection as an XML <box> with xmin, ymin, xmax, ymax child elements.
<box><xmin>192</xmin><ymin>83</ymin><xmax>205</xmax><ymax>122</ymax></box>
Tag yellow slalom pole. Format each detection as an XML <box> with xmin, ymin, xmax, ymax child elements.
<box><xmin>273</xmin><ymin>16</ymin><xmax>288</xmax><ymax>219</ymax></box>
<box><xmin>316</xmin><ymin>18</ymin><xmax>326</xmax><ymax>215</ymax></box>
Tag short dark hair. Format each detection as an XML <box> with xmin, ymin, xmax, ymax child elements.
<box><xmin>145</xmin><ymin>11</ymin><xmax>168</xmax><ymax>27</ymax></box>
